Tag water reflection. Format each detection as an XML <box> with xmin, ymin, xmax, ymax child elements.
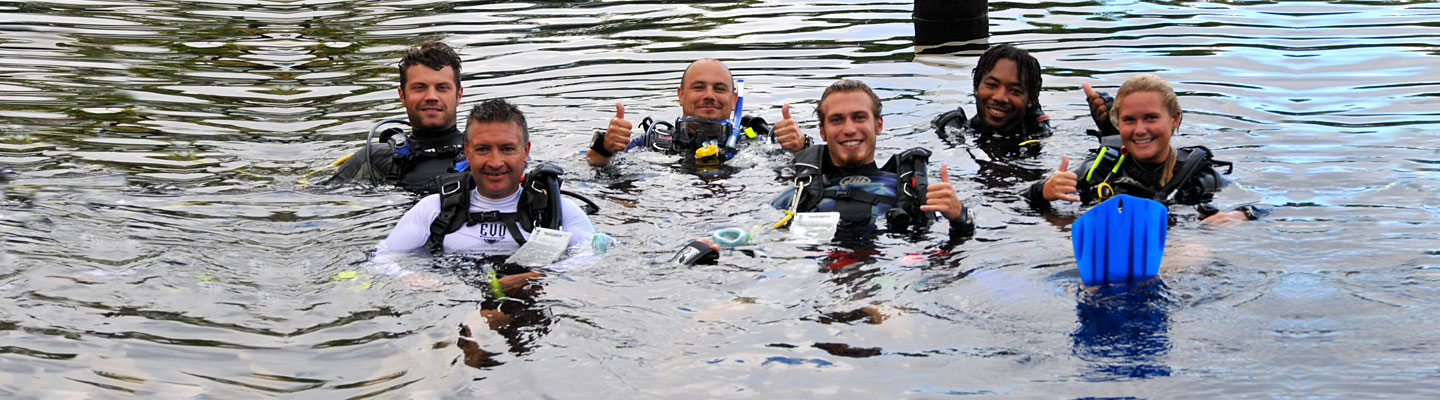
<box><xmin>439</xmin><ymin>255</ymin><xmax>554</xmax><ymax>368</ymax></box>
<box><xmin>1072</xmin><ymin>284</ymin><xmax>1173</xmax><ymax>381</ymax></box>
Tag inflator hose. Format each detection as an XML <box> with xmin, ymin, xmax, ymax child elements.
<box><xmin>546</xmin><ymin>177</ymin><xmax>562</xmax><ymax>229</ymax></box>
<box><xmin>363</xmin><ymin>119</ymin><xmax>409</xmax><ymax>185</ymax></box>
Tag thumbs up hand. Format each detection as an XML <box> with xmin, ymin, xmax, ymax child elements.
<box><xmin>773</xmin><ymin>103</ymin><xmax>805</xmax><ymax>152</ymax></box>
<box><xmin>920</xmin><ymin>163</ymin><xmax>965</xmax><ymax>220</ymax></box>
<box><xmin>1082</xmin><ymin>82</ymin><xmax>1119</xmax><ymax>135</ymax></box>
<box><xmin>603</xmin><ymin>102</ymin><xmax>633</xmax><ymax>154</ymax></box>
<box><xmin>1043</xmin><ymin>155</ymin><xmax>1081</xmax><ymax>202</ymax></box>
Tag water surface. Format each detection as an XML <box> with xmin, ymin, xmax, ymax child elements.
<box><xmin>1</xmin><ymin>0</ymin><xmax>1437</xmax><ymax>397</ymax></box>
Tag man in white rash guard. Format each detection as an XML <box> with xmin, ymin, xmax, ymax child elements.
<box><xmin>379</xmin><ymin>98</ymin><xmax>595</xmax><ymax>255</ymax></box>
<box><xmin>377</xmin><ymin>98</ymin><xmax>597</xmax><ymax>353</ymax></box>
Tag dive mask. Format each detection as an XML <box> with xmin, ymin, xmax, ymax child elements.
<box><xmin>673</xmin><ymin>117</ymin><xmax>735</xmax><ymax>165</ymax></box>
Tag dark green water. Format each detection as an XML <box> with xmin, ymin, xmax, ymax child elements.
<box><xmin>0</xmin><ymin>0</ymin><xmax>1437</xmax><ymax>397</ymax></box>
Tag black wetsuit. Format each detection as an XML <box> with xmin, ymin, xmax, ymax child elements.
<box><xmin>774</xmin><ymin>144</ymin><xmax>975</xmax><ymax>241</ymax></box>
<box><xmin>622</xmin><ymin>115</ymin><xmax>778</xmax><ymax>161</ymax></box>
<box><xmin>1021</xmin><ymin>141</ymin><xmax>1260</xmax><ymax>219</ymax></box>
<box><xmin>932</xmin><ymin>106</ymin><xmax>1052</xmax><ymax>148</ymax></box>
<box><xmin>932</xmin><ymin>106</ymin><xmax>1054</xmax><ymax>186</ymax></box>
<box><xmin>1023</xmin><ymin>151</ymin><xmax>1187</xmax><ymax>208</ymax></box>
<box><xmin>324</xmin><ymin>125</ymin><xmax>464</xmax><ymax>194</ymax></box>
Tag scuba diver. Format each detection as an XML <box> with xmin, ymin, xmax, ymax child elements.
<box><xmin>1023</xmin><ymin>73</ymin><xmax>1265</xmax><ymax>223</ymax></box>
<box><xmin>584</xmin><ymin>58</ymin><xmax>808</xmax><ymax>167</ymax></box>
<box><xmin>930</xmin><ymin>44</ymin><xmax>1053</xmax><ymax>154</ymax></box>
<box><xmin>673</xmin><ymin>79</ymin><xmax>975</xmax><ymax>265</ymax></box>
<box><xmin>322</xmin><ymin>41</ymin><xmax>467</xmax><ymax>194</ymax></box>
<box><xmin>374</xmin><ymin>99</ymin><xmax>601</xmax><ymax>365</ymax></box>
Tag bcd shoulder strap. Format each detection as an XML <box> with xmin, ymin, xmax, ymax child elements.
<box><xmin>1159</xmin><ymin>145</ymin><xmax>1232</xmax><ymax>205</ymax></box>
<box><xmin>426</xmin><ymin>171</ymin><xmax>474</xmax><ymax>254</ymax></box>
<box><xmin>425</xmin><ymin>164</ymin><xmax>600</xmax><ymax>254</ymax></box>
<box><xmin>788</xmin><ymin>144</ymin><xmax>827</xmax><ymax>212</ymax></box>
<box><xmin>787</xmin><ymin>144</ymin><xmax>934</xmax><ymax>230</ymax></box>
<box><xmin>881</xmin><ymin>147</ymin><xmax>933</xmax><ymax>231</ymax></box>
<box><xmin>517</xmin><ymin>164</ymin><xmax>566</xmax><ymax>233</ymax></box>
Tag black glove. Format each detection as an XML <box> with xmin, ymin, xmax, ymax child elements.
<box><xmin>671</xmin><ymin>240</ymin><xmax>719</xmax><ymax>266</ymax></box>
<box><xmin>1089</xmin><ymin>91</ymin><xmax>1120</xmax><ymax>137</ymax></box>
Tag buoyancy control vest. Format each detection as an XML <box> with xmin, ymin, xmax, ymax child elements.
<box><xmin>323</xmin><ymin>119</ymin><xmax>466</xmax><ymax>193</ymax></box>
<box><xmin>377</xmin><ymin>123</ymin><xmax>465</xmax><ymax>191</ymax></box>
<box><xmin>636</xmin><ymin>115</ymin><xmax>777</xmax><ymax>164</ymax></box>
<box><xmin>425</xmin><ymin>163</ymin><xmax>600</xmax><ymax>254</ymax></box>
<box><xmin>782</xmin><ymin>144</ymin><xmax>933</xmax><ymax>232</ymax></box>
<box><xmin>1081</xmin><ymin>135</ymin><xmax>1233</xmax><ymax>206</ymax></box>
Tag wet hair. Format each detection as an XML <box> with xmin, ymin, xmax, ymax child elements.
<box><xmin>1112</xmin><ymin>73</ymin><xmax>1182</xmax><ymax>185</ymax></box>
<box><xmin>816</xmin><ymin>79</ymin><xmax>882</xmax><ymax>126</ymax></box>
<box><xmin>971</xmin><ymin>44</ymin><xmax>1042</xmax><ymax>109</ymax></box>
<box><xmin>399</xmin><ymin>41</ymin><xmax>462</xmax><ymax>86</ymax></box>
<box><xmin>466</xmin><ymin>98</ymin><xmax>529</xmax><ymax>145</ymax></box>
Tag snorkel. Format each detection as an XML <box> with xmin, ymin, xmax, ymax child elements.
<box><xmin>727</xmin><ymin>79</ymin><xmax>745</xmax><ymax>156</ymax></box>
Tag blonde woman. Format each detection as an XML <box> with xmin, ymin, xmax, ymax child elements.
<box><xmin>1024</xmin><ymin>74</ymin><xmax>1263</xmax><ymax>223</ymax></box>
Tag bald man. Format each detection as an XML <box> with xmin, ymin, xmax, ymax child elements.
<box><xmin>585</xmin><ymin>59</ymin><xmax>807</xmax><ymax>166</ymax></box>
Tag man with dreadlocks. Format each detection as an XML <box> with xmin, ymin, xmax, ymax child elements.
<box><xmin>931</xmin><ymin>44</ymin><xmax>1052</xmax><ymax>148</ymax></box>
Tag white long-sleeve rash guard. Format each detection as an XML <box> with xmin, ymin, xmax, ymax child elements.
<box><xmin>378</xmin><ymin>188</ymin><xmax>596</xmax><ymax>256</ymax></box>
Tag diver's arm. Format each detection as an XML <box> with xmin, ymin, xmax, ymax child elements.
<box><xmin>1201</xmin><ymin>210</ymin><xmax>1247</xmax><ymax>225</ymax></box>
<box><xmin>672</xmin><ymin>239</ymin><xmax>720</xmax><ymax>266</ymax></box>
<box><xmin>947</xmin><ymin>207</ymin><xmax>975</xmax><ymax>240</ymax></box>
<box><xmin>323</xmin><ymin>143</ymin><xmax>396</xmax><ymax>186</ymax></box>
<box><xmin>1199</xmin><ymin>203</ymin><xmax>1267</xmax><ymax>225</ymax></box>
<box><xmin>558</xmin><ymin>198</ymin><xmax>598</xmax><ymax>249</ymax></box>
<box><xmin>377</xmin><ymin>194</ymin><xmax>444</xmax><ymax>255</ymax></box>
<box><xmin>1025</xmin><ymin>154</ymin><xmax>1096</xmax><ymax>210</ymax></box>
<box><xmin>920</xmin><ymin>164</ymin><xmax>975</xmax><ymax>240</ymax></box>
<box><xmin>585</xmin><ymin>149</ymin><xmax>613</xmax><ymax>166</ymax></box>
<box><xmin>496</xmin><ymin>272</ymin><xmax>544</xmax><ymax>298</ymax></box>
<box><xmin>773</xmin><ymin>104</ymin><xmax>807</xmax><ymax>152</ymax></box>
<box><xmin>587</xmin><ymin>102</ymin><xmax>634</xmax><ymax>167</ymax></box>
<box><xmin>366</xmin><ymin>194</ymin><xmax>445</xmax><ymax>280</ymax></box>
<box><xmin>1082</xmin><ymin>83</ymin><xmax>1120</xmax><ymax>136</ymax></box>
<box><xmin>1022</xmin><ymin>181</ymin><xmax>1051</xmax><ymax>210</ymax></box>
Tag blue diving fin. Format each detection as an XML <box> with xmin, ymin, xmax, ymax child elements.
<box><xmin>1071</xmin><ymin>194</ymin><xmax>1168</xmax><ymax>286</ymax></box>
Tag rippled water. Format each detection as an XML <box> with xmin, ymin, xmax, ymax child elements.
<box><xmin>1</xmin><ymin>0</ymin><xmax>1437</xmax><ymax>397</ymax></box>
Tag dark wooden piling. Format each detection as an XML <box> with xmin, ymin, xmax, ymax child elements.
<box><xmin>914</xmin><ymin>0</ymin><xmax>989</xmax><ymax>52</ymax></box>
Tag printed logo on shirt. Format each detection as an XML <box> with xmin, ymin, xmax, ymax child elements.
<box><xmin>837</xmin><ymin>176</ymin><xmax>871</xmax><ymax>186</ymax></box>
<box><xmin>471</xmin><ymin>221</ymin><xmax>508</xmax><ymax>244</ymax></box>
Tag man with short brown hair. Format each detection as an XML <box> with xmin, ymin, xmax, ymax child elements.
<box><xmin>326</xmin><ymin>41</ymin><xmax>468</xmax><ymax>193</ymax></box>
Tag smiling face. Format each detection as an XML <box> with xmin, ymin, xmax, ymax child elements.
<box><xmin>464</xmin><ymin>121</ymin><xmax>530</xmax><ymax>199</ymax></box>
<box><xmin>1115</xmin><ymin>90</ymin><xmax>1180</xmax><ymax>163</ymax></box>
<box><xmin>677</xmin><ymin>59</ymin><xmax>734</xmax><ymax>121</ymax></box>
<box><xmin>398</xmin><ymin>64</ymin><xmax>462</xmax><ymax>131</ymax></box>
<box><xmin>818</xmin><ymin>90</ymin><xmax>882</xmax><ymax>167</ymax></box>
<box><xmin>974</xmin><ymin>58</ymin><xmax>1027</xmax><ymax>130</ymax></box>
